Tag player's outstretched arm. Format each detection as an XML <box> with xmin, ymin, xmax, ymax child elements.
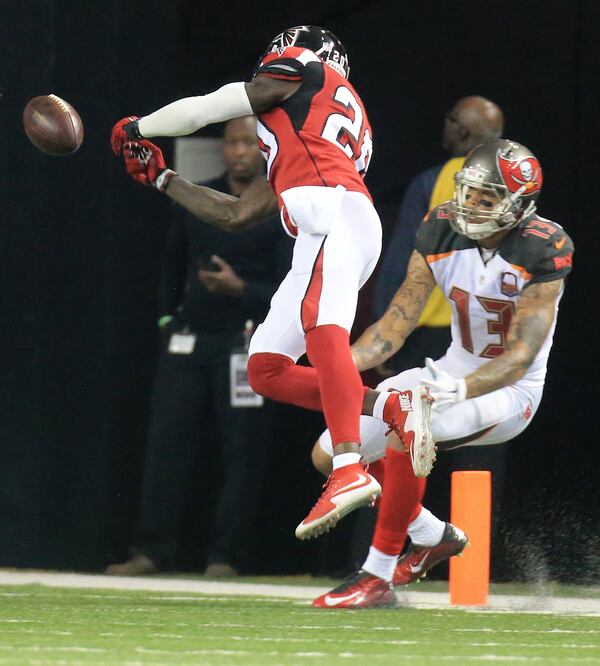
<box><xmin>166</xmin><ymin>175</ymin><xmax>278</xmax><ymax>232</ymax></box>
<box><xmin>137</xmin><ymin>83</ymin><xmax>253</xmax><ymax>139</ymax></box>
<box><xmin>464</xmin><ymin>279</ymin><xmax>564</xmax><ymax>398</ymax></box>
<box><xmin>351</xmin><ymin>250</ymin><xmax>435</xmax><ymax>371</ymax></box>
<box><xmin>112</xmin><ymin>77</ymin><xmax>300</xmax><ymax>154</ymax></box>
<box><xmin>119</xmin><ymin>139</ymin><xmax>278</xmax><ymax>232</ymax></box>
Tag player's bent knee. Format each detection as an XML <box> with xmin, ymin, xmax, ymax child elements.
<box><xmin>311</xmin><ymin>440</ymin><xmax>332</xmax><ymax>476</ymax></box>
<box><xmin>247</xmin><ymin>352</ymin><xmax>293</xmax><ymax>398</ymax></box>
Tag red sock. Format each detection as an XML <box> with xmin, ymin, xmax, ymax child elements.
<box><xmin>305</xmin><ymin>325</ymin><xmax>363</xmax><ymax>444</ymax></box>
<box><xmin>372</xmin><ymin>447</ymin><xmax>426</xmax><ymax>555</ymax></box>
<box><xmin>247</xmin><ymin>325</ymin><xmax>365</xmax><ymax>443</ymax></box>
<box><xmin>366</xmin><ymin>458</ymin><xmax>385</xmax><ymax>508</ymax></box>
<box><xmin>367</xmin><ymin>458</ymin><xmax>385</xmax><ymax>485</ymax></box>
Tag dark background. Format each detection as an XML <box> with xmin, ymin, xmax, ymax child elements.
<box><xmin>0</xmin><ymin>1</ymin><xmax>598</xmax><ymax>581</ymax></box>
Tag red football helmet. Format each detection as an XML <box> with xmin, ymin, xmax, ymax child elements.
<box><xmin>450</xmin><ymin>139</ymin><xmax>543</xmax><ymax>240</ymax></box>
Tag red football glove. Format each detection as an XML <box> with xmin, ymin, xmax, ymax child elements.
<box><xmin>123</xmin><ymin>140</ymin><xmax>177</xmax><ymax>192</ymax></box>
<box><xmin>111</xmin><ymin>116</ymin><xmax>141</xmax><ymax>156</ymax></box>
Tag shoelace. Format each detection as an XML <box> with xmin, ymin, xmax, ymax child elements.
<box><xmin>304</xmin><ymin>474</ymin><xmax>336</xmax><ymax>515</ymax></box>
<box><xmin>384</xmin><ymin>417</ymin><xmax>398</xmax><ymax>438</ymax></box>
<box><xmin>383</xmin><ymin>388</ymin><xmax>402</xmax><ymax>437</ymax></box>
<box><xmin>306</xmin><ymin>468</ymin><xmax>356</xmax><ymax>517</ymax></box>
<box><xmin>341</xmin><ymin>569</ymin><xmax>369</xmax><ymax>586</ymax></box>
<box><xmin>338</xmin><ymin>569</ymin><xmax>392</xmax><ymax>591</ymax></box>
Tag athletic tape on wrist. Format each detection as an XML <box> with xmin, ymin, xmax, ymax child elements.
<box><xmin>154</xmin><ymin>169</ymin><xmax>178</xmax><ymax>193</ymax></box>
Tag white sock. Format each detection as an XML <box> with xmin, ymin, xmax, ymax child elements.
<box><xmin>362</xmin><ymin>546</ymin><xmax>398</xmax><ymax>582</ymax></box>
<box><xmin>407</xmin><ymin>507</ymin><xmax>446</xmax><ymax>547</ymax></box>
<box><xmin>332</xmin><ymin>452</ymin><xmax>361</xmax><ymax>470</ymax></box>
<box><xmin>371</xmin><ymin>392</ymin><xmax>389</xmax><ymax>421</ymax></box>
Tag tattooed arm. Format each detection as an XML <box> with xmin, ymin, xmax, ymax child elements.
<box><xmin>464</xmin><ymin>279</ymin><xmax>564</xmax><ymax>398</ymax></box>
<box><xmin>166</xmin><ymin>177</ymin><xmax>278</xmax><ymax>232</ymax></box>
<box><xmin>351</xmin><ymin>250</ymin><xmax>435</xmax><ymax>371</ymax></box>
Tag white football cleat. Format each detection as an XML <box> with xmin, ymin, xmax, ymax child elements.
<box><xmin>383</xmin><ymin>384</ymin><xmax>436</xmax><ymax>477</ymax></box>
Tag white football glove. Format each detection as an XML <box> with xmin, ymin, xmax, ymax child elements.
<box><xmin>422</xmin><ymin>357</ymin><xmax>467</xmax><ymax>410</ymax></box>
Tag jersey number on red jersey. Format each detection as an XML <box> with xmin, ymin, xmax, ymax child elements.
<box><xmin>321</xmin><ymin>86</ymin><xmax>373</xmax><ymax>175</ymax></box>
<box><xmin>258</xmin><ymin>85</ymin><xmax>372</xmax><ymax>179</ymax></box>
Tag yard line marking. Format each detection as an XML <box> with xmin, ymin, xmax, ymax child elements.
<box><xmin>4</xmin><ymin>646</ymin><xmax>107</xmax><ymax>653</ymax></box>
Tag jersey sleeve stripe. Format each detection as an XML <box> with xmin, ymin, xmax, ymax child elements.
<box><xmin>255</xmin><ymin>58</ymin><xmax>304</xmax><ymax>80</ymax></box>
<box><xmin>426</xmin><ymin>250</ymin><xmax>455</xmax><ymax>263</ymax></box>
<box><xmin>267</xmin><ymin>63</ymin><xmax>300</xmax><ymax>73</ymax></box>
<box><xmin>510</xmin><ymin>263</ymin><xmax>533</xmax><ymax>281</ymax></box>
<box><xmin>256</xmin><ymin>72</ymin><xmax>303</xmax><ymax>82</ymax></box>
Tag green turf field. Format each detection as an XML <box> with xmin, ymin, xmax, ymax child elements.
<box><xmin>1</xmin><ymin>582</ymin><xmax>599</xmax><ymax>665</ymax></box>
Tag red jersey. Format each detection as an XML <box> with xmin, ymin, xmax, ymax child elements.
<box><xmin>254</xmin><ymin>46</ymin><xmax>374</xmax><ymax>202</ymax></box>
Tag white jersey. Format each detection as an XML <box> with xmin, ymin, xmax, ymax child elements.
<box><xmin>416</xmin><ymin>205</ymin><xmax>574</xmax><ymax>391</ymax></box>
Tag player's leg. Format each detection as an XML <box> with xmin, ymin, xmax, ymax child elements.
<box><xmin>247</xmin><ymin>263</ymin><xmax>320</xmax><ymax>409</ymax></box>
<box><xmin>311</xmin><ymin>434</ymin><xmax>430</xmax><ymax>607</ymax></box>
<box><xmin>313</xmin><ymin>375</ymin><xmax>540</xmax><ymax>605</ymax></box>
<box><xmin>378</xmin><ymin>381</ymin><xmax>540</xmax><ymax>590</ymax></box>
<box><xmin>247</xmin><ymin>194</ymin><xmax>381</xmax><ymax>539</ymax></box>
<box><xmin>311</xmin><ymin>368</ymin><xmax>449</xmax><ymax>607</ymax></box>
<box><xmin>294</xmin><ymin>192</ymin><xmax>387</xmax><ymax>538</ymax></box>
<box><xmin>303</xmin><ymin>192</ymin><xmax>380</xmax><ymax>445</ymax></box>
<box><xmin>315</xmin><ymin>436</ymin><xmax>430</xmax><ymax>605</ymax></box>
<box><xmin>312</xmin><ymin>408</ymin><xmax>438</xmax><ymax>535</ymax></box>
<box><xmin>386</xmin><ymin>383</ymin><xmax>542</xmax><ymax>585</ymax></box>
<box><xmin>246</xmin><ymin>271</ymin><xmax>382</xmax><ymax>539</ymax></box>
<box><xmin>248</xmin><ymin>195</ymin><xmax>431</xmax><ymax>539</ymax></box>
<box><xmin>432</xmin><ymin>381</ymin><xmax>542</xmax><ymax>449</ymax></box>
<box><xmin>311</xmin><ymin>371</ymin><xmax>428</xmax><ymax>606</ymax></box>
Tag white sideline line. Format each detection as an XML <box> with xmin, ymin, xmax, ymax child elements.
<box><xmin>0</xmin><ymin>570</ymin><xmax>599</xmax><ymax>616</ymax></box>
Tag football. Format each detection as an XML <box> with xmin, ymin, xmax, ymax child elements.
<box><xmin>23</xmin><ymin>94</ymin><xmax>84</xmax><ymax>155</ymax></box>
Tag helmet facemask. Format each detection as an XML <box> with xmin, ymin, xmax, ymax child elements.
<box><xmin>451</xmin><ymin>171</ymin><xmax>536</xmax><ymax>240</ymax></box>
<box><xmin>450</xmin><ymin>140</ymin><xmax>541</xmax><ymax>242</ymax></box>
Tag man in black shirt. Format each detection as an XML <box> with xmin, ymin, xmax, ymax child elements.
<box><xmin>107</xmin><ymin>117</ymin><xmax>291</xmax><ymax>576</ymax></box>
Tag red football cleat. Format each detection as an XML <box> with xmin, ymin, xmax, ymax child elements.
<box><xmin>383</xmin><ymin>385</ymin><xmax>435</xmax><ymax>477</ymax></box>
<box><xmin>295</xmin><ymin>463</ymin><xmax>381</xmax><ymax>540</ymax></box>
<box><xmin>393</xmin><ymin>522</ymin><xmax>468</xmax><ymax>586</ymax></box>
<box><xmin>312</xmin><ymin>570</ymin><xmax>395</xmax><ymax>608</ymax></box>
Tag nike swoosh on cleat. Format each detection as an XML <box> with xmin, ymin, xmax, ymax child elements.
<box><xmin>323</xmin><ymin>591</ymin><xmax>362</xmax><ymax>606</ymax></box>
<box><xmin>330</xmin><ymin>474</ymin><xmax>373</xmax><ymax>500</ymax></box>
<box><xmin>409</xmin><ymin>552</ymin><xmax>429</xmax><ymax>574</ymax></box>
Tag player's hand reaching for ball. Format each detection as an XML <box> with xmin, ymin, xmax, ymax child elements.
<box><xmin>111</xmin><ymin>116</ymin><xmax>142</xmax><ymax>155</ymax></box>
<box><xmin>122</xmin><ymin>140</ymin><xmax>178</xmax><ymax>192</ymax></box>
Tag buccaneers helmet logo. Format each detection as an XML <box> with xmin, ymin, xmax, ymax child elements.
<box><xmin>497</xmin><ymin>152</ymin><xmax>542</xmax><ymax>194</ymax></box>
